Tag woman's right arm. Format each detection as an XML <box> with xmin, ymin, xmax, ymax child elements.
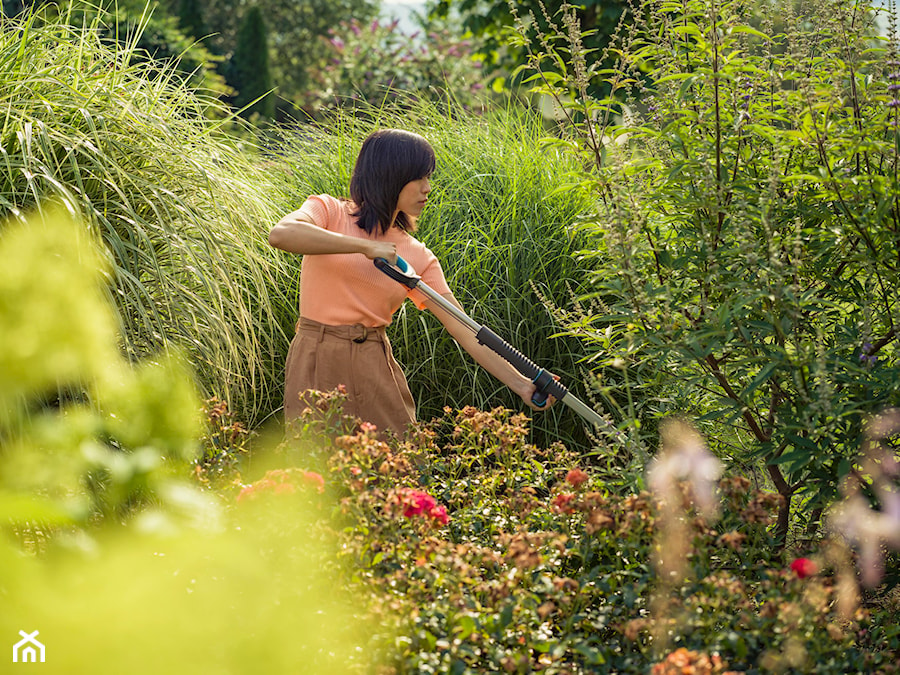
<box><xmin>268</xmin><ymin>209</ymin><xmax>397</xmax><ymax>261</ymax></box>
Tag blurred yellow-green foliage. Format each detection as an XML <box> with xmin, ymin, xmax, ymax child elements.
<box><xmin>0</xmin><ymin>207</ymin><xmax>373</xmax><ymax>673</ymax></box>
<box><xmin>0</xmin><ymin>206</ymin><xmax>200</xmax><ymax>525</ymax></box>
<box><xmin>2</xmin><ymin>496</ymin><xmax>371</xmax><ymax>674</ymax></box>
<box><xmin>0</xmin><ymin>206</ymin><xmax>117</xmax><ymax>415</ymax></box>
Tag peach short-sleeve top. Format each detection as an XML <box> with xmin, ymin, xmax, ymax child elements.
<box><xmin>296</xmin><ymin>194</ymin><xmax>451</xmax><ymax>327</ymax></box>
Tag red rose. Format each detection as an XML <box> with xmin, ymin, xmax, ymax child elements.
<box><xmin>790</xmin><ymin>557</ymin><xmax>818</xmax><ymax>578</ymax></box>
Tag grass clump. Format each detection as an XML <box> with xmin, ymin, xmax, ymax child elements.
<box><xmin>0</xmin><ymin>6</ymin><xmax>291</xmax><ymax>423</ymax></box>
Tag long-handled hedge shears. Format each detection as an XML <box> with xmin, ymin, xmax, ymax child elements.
<box><xmin>374</xmin><ymin>256</ymin><xmax>606</xmax><ymax>429</ymax></box>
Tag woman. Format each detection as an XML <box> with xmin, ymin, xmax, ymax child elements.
<box><xmin>269</xmin><ymin>128</ymin><xmax>549</xmax><ymax>436</ymax></box>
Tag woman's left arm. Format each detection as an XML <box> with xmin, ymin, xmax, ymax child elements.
<box><xmin>424</xmin><ymin>293</ymin><xmax>553</xmax><ymax>411</ymax></box>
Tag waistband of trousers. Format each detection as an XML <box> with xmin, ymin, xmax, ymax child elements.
<box><xmin>297</xmin><ymin>316</ymin><xmax>386</xmax><ymax>343</ymax></box>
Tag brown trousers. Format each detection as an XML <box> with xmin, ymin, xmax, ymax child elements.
<box><xmin>283</xmin><ymin>317</ymin><xmax>416</xmax><ymax>436</ymax></box>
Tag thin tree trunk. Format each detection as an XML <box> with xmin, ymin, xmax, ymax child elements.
<box><xmin>766</xmin><ymin>463</ymin><xmax>792</xmax><ymax>548</ymax></box>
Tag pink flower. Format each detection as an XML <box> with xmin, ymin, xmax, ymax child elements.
<box><xmin>428</xmin><ymin>504</ymin><xmax>450</xmax><ymax>525</ymax></box>
<box><xmin>301</xmin><ymin>470</ymin><xmax>325</xmax><ymax>493</ymax></box>
<box><xmin>394</xmin><ymin>488</ymin><xmax>450</xmax><ymax>525</ymax></box>
<box><xmin>400</xmin><ymin>489</ymin><xmax>437</xmax><ymax>517</ymax></box>
<box><xmin>566</xmin><ymin>468</ymin><xmax>589</xmax><ymax>489</ymax></box>
<box><xmin>790</xmin><ymin>557</ymin><xmax>818</xmax><ymax>579</ymax></box>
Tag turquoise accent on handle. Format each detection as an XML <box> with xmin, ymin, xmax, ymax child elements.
<box><xmin>395</xmin><ymin>256</ymin><xmax>409</xmax><ymax>273</ymax></box>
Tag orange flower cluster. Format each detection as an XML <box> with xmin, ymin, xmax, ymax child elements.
<box><xmin>565</xmin><ymin>467</ymin><xmax>589</xmax><ymax>488</ymax></box>
<box><xmin>651</xmin><ymin>647</ymin><xmax>739</xmax><ymax>675</ymax></box>
<box><xmin>550</xmin><ymin>468</ymin><xmax>590</xmax><ymax>513</ymax></box>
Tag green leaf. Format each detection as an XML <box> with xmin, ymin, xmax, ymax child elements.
<box><xmin>499</xmin><ymin>603</ymin><xmax>514</xmax><ymax>630</ymax></box>
<box><xmin>728</xmin><ymin>25</ymin><xmax>772</xmax><ymax>41</ymax></box>
<box><xmin>741</xmin><ymin>362</ymin><xmax>778</xmax><ymax>398</ymax></box>
<box><xmin>770</xmin><ymin>447</ymin><xmax>813</xmax><ymax>472</ymax></box>
<box><xmin>454</xmin><ymin>614</ymin><xmax>478</xmax><ymax>640</ymax></box>
<box><xmin>785</xmin><ymin>433</ymin><xmax>819</xmax><ymax>451</ymax></box>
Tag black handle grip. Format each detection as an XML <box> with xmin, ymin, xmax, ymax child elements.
<box><xmin>475</xmin><ymin>326</ymin><xmax>567</xmax><ymax>406</ymax></box>
<box><xmin>374</xmin><ymin>257</ymin><xmax>420</xmax><ymax>289</ymax></box>
<box><xmin>530</xmin><ymin>370</ymin><xmax>559</xmax><ymax>406</ymax></box>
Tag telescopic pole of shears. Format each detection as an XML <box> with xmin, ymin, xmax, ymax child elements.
<box><xmin>373</xmin><ymin>256</ymin><xmax>607</xmax><ymax>429</ymax></box>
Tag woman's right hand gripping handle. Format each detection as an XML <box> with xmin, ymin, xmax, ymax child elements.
<box><xmin>364</xmin><ymin>240</ymin><xmax>397</xmax><ymax>265</ymax></box>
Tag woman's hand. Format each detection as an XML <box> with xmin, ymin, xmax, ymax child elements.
<box><xmin>363</xmin><ymin>240</ymin><xmax>397</xmax><ymax>264</ymax></box>
<box><xmin>516</xmin><ymin>376</ymin><xmax>558</xmax><ymax>411</ymax></box>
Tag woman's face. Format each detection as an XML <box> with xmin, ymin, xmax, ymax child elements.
<box><xmin>395</xmin><ymin>176</ymin><xmax>431</xmax><ymax>219</ymax></box>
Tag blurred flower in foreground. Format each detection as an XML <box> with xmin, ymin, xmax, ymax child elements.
<box><xmin>237</xmin><ymin>469</ymin><xmax>325</xmax><ymax>503</ymax></box>
<box><xmin>647</xmin><ymin>417</ymin><xmax>723</xmax><ymax>642</ymax></box>
<box><xmin>790</xmin><ymin>557</ymin><xmax>818</xmax><ymax>579</ymax></box>
<box><xmin>827</xmin><ymin>409</ymin><xmax>900</xmax><ymax>588</ymax></box>
<box><xmin>648</xmin><ymin>418</ymin><xmax>723</xmax><ymax>519</ymax></box>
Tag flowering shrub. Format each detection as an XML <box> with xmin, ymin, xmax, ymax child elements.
<box><xmin>286</xmin><ymin>385</ymin><xmax>362</xmax><ymax>443</ymax></box>
<box><xmin>651</xmin><ymin>648</ymin><xmax>737</xmax><ymax>675</ymax></box>
<box><xmin>302</xmin><ymin>18</ymin><xmax>489</xmax><ymax>116</ymax></box>
<box><xmin>284</xmin><ymin>401</ymin><xmax>900</xmax><ymax>673</ymax></box>
<box><xmin>193</xmin><ymin>397</ymin><xmax>252</xmax><ymax>490</ymax></box>
<box><xmin>186</xmin><ymin>384</ymin><xmax>900</xmax><ymax>672</ymax></box>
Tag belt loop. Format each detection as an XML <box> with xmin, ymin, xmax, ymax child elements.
<box><xmin>317</xmin><ymin>323</ymin><xmax>326</xmax><ymax>343</ymax></box>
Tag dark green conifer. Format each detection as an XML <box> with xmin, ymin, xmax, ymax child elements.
<box><xmin>176</xmin><ymin>0</ymin><xmax>206</xmax><ymax>42</ymax></box>
<box><xmin>228</xmin><ymin>5</ymin><xmax>274</xmax><ymax>119</ymax></box>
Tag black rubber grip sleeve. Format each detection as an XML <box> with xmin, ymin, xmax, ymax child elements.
<box><xmin>475</xmin><ymin>326</ymin><xmax>568</xmax><ymax>404</ymax></box>
<box><xmin>374</xmin><ymin>258</ymin><xmax>420</xmax><ymax>289</ymax></box>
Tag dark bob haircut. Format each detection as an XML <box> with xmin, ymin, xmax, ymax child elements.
<box><xmin>350</xmin><ymin>129</ymin><xmax>436</xmax><ymax>235</ymax></box>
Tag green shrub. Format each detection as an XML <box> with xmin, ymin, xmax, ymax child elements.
<box><xmin>514</xmin><ymin>0</ymin><xmax>900</xmax><ymax>538</ymax></box>
<box><xmin>303</xmin><ymin>16</ymin><xmax>489</xmax><ymax>116</ymax></box>
<box><xmin>0</xmin><ymin>209</ymin><xmax>377</xmax><ymax>673</ymax></box>
<box><xmin>0</xmin><ymin>207</ymin><xmax>201</xmax><ymax>530</ymax></box>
